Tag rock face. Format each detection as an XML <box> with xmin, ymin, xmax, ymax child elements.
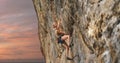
<box><xmin>33</xmin><ymin>0</ymin><xmax>120</xmax><ymax>63</ymax></box>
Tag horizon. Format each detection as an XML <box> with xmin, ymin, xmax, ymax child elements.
<box><xmin>0</xmin><ymin>59</ymin><xmax>45</xmax><ymax>62</ymax></box>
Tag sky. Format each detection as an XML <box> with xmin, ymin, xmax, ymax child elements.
<box><xmin>0</xmin><ymin>0</ymin><xmax>44</xmax><ymax>62</ymax></box>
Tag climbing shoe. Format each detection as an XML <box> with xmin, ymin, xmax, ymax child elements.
<box><xmin>69</xmin><ymin>43</ymin><xmax>74</xmax><ymax>48</ymax></box>
<box><xmin>66</xmin><ymin>57</ymin><xmax>73</xmax><ymax>60</ymax></box>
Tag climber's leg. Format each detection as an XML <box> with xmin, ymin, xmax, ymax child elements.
<box><xmin>61</xmin><ymin>35</ymin><xmax>74</xmax><ymax>60</ymax></box>
<box><xmin>62</xmin><ymin>43</ymin><xmax>69</xmax><ymax>56</ymax></box>
<box><xmin>61</xmin><ymin>35</ymin><xmax>70</xmax><ymax>46</ymax></box>
<box><xmin>61</xmin><ymin>35</ymin><xmax>70</xmax><ymax>56</ymax></box>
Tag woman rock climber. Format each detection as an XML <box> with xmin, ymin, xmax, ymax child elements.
<box><xmin>53</xmin><ymin>21</ymin><xmax>71</xmax><ymax>59</ymax></box>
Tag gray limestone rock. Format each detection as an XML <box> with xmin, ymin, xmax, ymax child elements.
<box><xmin>33</xmin><ymin>0</ymin><xmax>120</xmax><ymax>63</ymax></box>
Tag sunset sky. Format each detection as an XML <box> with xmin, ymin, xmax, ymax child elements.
<box><xmin>0</xmin><ymin>0</ymin><xmax>43</xmax><ymax>61</ymax></box>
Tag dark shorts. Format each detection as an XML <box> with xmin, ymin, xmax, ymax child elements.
<box><xmin>58</xmin><ymin>35</ymin><xmax>65</xmax><ymax>44</ymax></box>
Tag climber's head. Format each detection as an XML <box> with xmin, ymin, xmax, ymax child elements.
<box><xmin>53</xmin><ymin>22</ymin><xmax>57</xmax><ymax>29</ymax></box>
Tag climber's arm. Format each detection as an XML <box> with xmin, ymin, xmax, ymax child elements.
<box><xmin>56</xmin><ymin>20</ymin><xmax>62</xmax><ymax>29</ymax></box>
<box><xmin>57</xmin><ymin>29</ymin><xmax>65</xmax><ymax>35</ymax></box>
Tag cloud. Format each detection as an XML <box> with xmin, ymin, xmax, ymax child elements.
<box><xmin>0</xmin><ymin>0</ymin><xmax>37</xmax><ymax>27</ymax></box>
<box><xmin>0</xmin><ymin>46</ymin><xmax>42</xmax><ymax>59</ymax></box>
<box><xmin>0</xmin><ymin>0</ymin><xmax>35</xmax><ymax>14</ymax></box>
<box><xmin>0</xmin><ymin>0</ymin><xmax>42</xmax><ymax>60</ymax></box>
<box><xmin>0</xmin><ymin>38</ymin><xmax>41</xmax><ymax>59</ymax></box>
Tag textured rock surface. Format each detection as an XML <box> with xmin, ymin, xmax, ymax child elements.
<box><xmin>33</xmin><ymin>0</ymin><xmax>120</xmax><ymax>63</ymax></box>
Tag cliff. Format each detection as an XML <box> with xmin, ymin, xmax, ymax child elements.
<box><xmin>32</xmin><ymin>0</ymin><xmax>120</xmax><ymax>63</ymax></box>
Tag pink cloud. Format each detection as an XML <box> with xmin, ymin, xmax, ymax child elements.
<box><xmin>0</xmin><ymin>0</ymin><xmax>43</xmax><ymax>60</ymax></box>
<box><xmin>0</xmin><ymin>0</ymin><xmax>7</xmax><ymax>5</ymax></box>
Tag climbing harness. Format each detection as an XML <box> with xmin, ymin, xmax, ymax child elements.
<box><xmin>58</xmin><ymin>34</ymin><xmax>65</xmax><ymax>44</ymax></box>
